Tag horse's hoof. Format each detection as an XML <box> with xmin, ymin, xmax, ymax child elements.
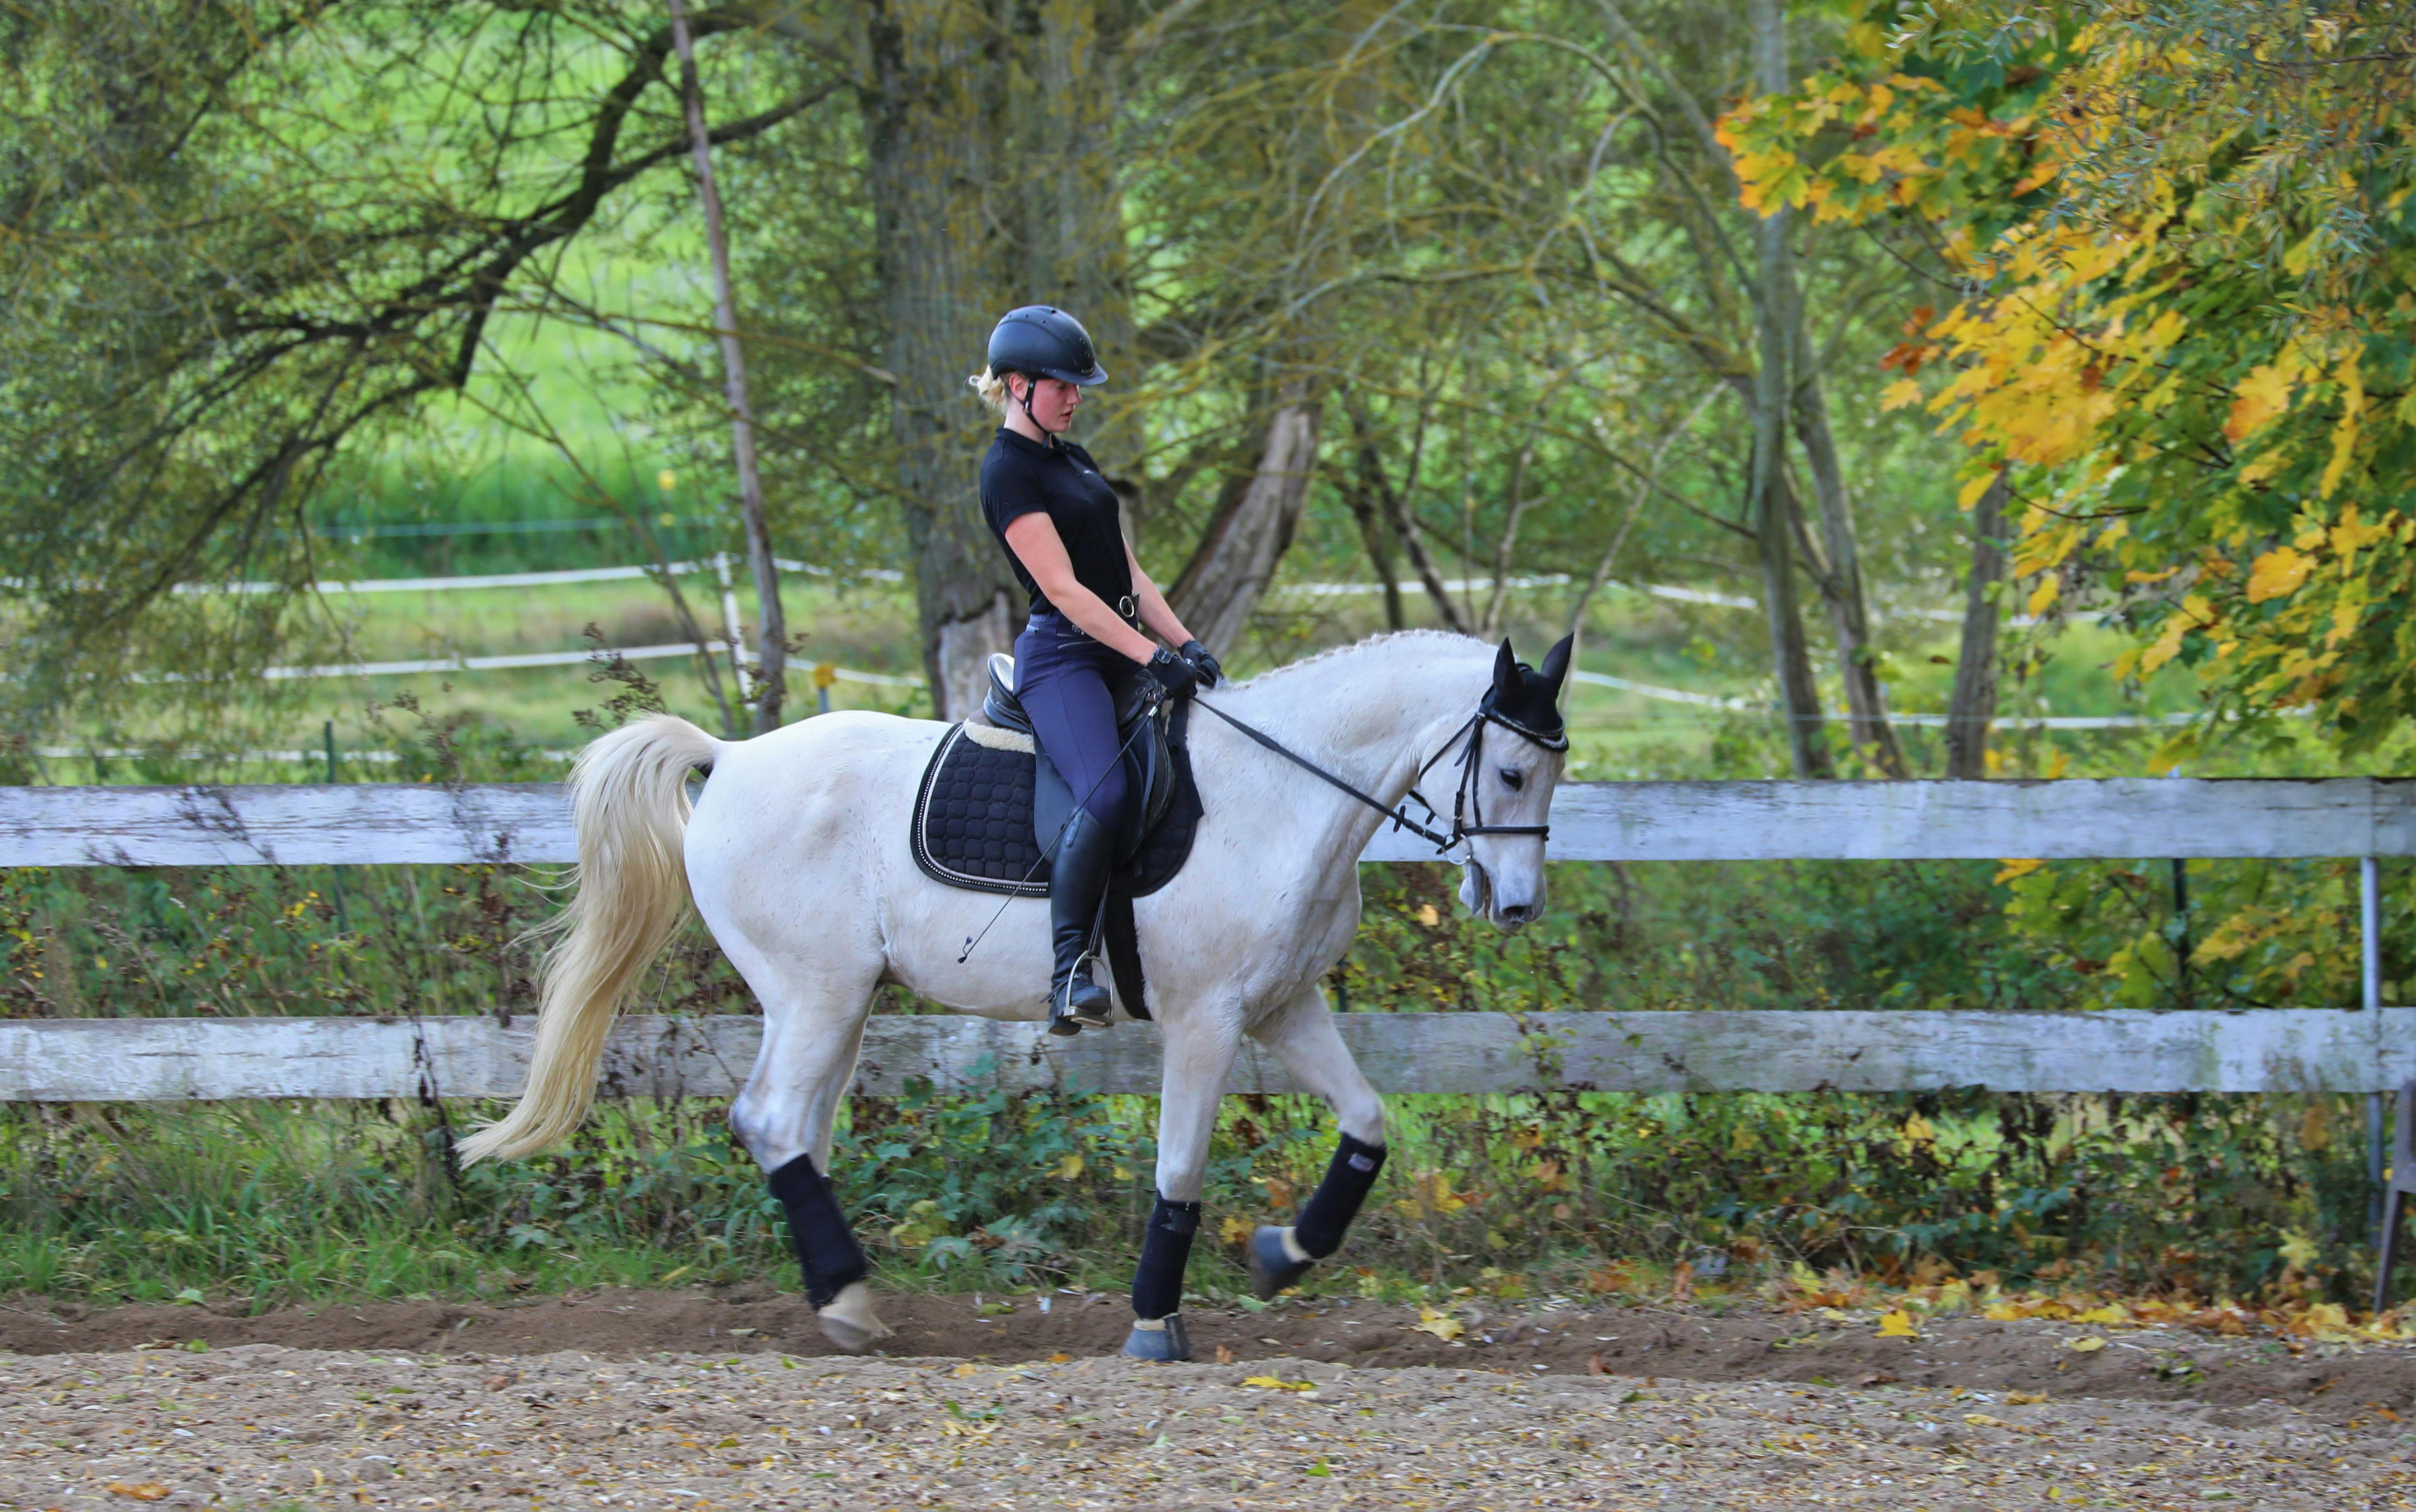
<box><xmin>816</xmin><ymin>1280</ymin><xmax>893</xmax><ymax>1354</ymax></box>
<box><xmin>1121</xmin><ymin>1313</ymin><xmax>1192</xmax><ymax>1362</ymax></box>
<box><xmin>1248</xmin><ymin>1225</ymin><xmax>1314</xmax><ymax>1301</ymax></box>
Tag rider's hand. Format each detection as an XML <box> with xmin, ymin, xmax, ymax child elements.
<box><xmin>1179</xmin><ymin>639</ymin><xmax>1223</xmax><ymax>689</ymax></box>
<box><xmin>1146</xmin><ymin>647</ymin><xmax>1202</xmax><ymax>702</ymax></box>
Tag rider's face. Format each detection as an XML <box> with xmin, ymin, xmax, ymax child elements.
<box><xmin>1019</xmin><ymin>377</ymin><xmax>1081</xmax><ymax>433</ymax></box>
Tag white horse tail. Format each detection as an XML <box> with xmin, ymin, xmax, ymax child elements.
<box><xmin>456</xmin><ymin>713</ymin><xmax>721</xmax><ymax>1165</ymax></box>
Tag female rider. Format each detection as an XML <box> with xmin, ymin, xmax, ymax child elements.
<box><xmin>970</xmin><ymin>306</ymin><xmax>1222</xmax><ymax>1037</ymax></box>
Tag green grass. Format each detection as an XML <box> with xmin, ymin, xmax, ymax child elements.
<box><xmin>0</xmin><ymin>1073</ymin><xmax>2396</xmax><ymax>1315</ymax></box>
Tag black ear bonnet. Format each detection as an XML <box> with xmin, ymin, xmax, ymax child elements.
<box><xmin>1479</xmin><ymin>635</ymin><xmax>1574</xmax><ymax>750</ymax></box>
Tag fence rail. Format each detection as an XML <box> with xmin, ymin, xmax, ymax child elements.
<box><xmin>3</xmin><ymin>777</ymin><xmax>2411</xmax><ymax>868</ymax></box>
<box><xmin>1</xmin><ymin>1009</ymin><xmax>2408</xmax><ymax>1103</ymax></box>
<box><xmin>0</xmin><ymin>778</ymin><xmax>2401</xmax><ymax>1103</ymax></box>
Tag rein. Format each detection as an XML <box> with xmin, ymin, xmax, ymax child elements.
<box><xmin>1191</xmin><ymin>694</ymin><xmax>1567</xmax><ymax>858</ymax></box>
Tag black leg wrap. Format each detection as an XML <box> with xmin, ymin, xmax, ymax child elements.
<box><xmin>1293</xmin><ymin>1133</ymin><xmax>1386</xmax><ymax>1259</ymax></box>
<box><xmin>1131</xmin><ymin>1198</ymin><xmax>1201</xmax><ymax>1321</ymax></box>
<box><xmin>767</xmin><ymin>1154</ymin><xmax>869</xmax><ymax>1308</ymax></box>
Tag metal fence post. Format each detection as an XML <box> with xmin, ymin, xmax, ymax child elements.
<box><xmin>2366</xmin><ymin>856</ymin><xmax>2384</xmax><ymax>1240</ymax></box>
<box><xmin>324</xmin><ymin>719</ymin><xmax>350</xmax><ymax>938</ymax></box>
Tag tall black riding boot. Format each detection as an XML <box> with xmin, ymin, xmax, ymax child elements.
<box><xmin>1048</xmin><ymin>806</ymin><xmax>1116</xmax><ymax>1035</ymax></box>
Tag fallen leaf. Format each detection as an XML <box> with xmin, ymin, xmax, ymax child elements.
<box><xmin>2067</xmin><ymin>1336</ymin><xmax>2107</xmax><ymax>1353</ymax></box>
<box><xmin>1586</xmin><ymin>1353</ymin><xmax>1609</xmax><ymax>1376</ymax></box>
<box><xmin>1859</xmin><ymin>1372</ymin><xmax>1899</xmax><ymax>1387</ymax></box>
<box><xmin>1877</xmin><ymin>1310</ymin><xmax>1919</xmax><ymax>1339</ymax></box>
<box><xmin>105</xmin><ymin>1488</ymin><xmax>171</xmax><ymax>1504</ymax></box>
<box><xmin>951</xmin><ymin>1362</ymin><xmax>980</xmax><ymax>1378</ymax></box>
<box><xmin>2007</xmin><ymin>1391</ymin><xmax>2049</xmax><ymax>1405</ymax></box>
<box><xmin>1215</xmin><ymin>1344</ymin><xmax>1235</xmax><ymax>1365</ymax></box>
<box><xmin>1242</xmin><ymin>1376</ymin><xmax>1317</xmax><ymax>1392</ymax></box>
<box><xmin>1045</xmin><ymin>1352</ymin><xmax>1071</xmax><ymax>1364</ymax></box>
<box><xmin>1411</xmin><ymin>1306</ymin><xmax>1465</xmax><ymax>1342</ymax></box>
<box><xmin>1963</xmin><ymin>1413</ymin><xmax>2005</xmax><ymax>1427</ymax></box>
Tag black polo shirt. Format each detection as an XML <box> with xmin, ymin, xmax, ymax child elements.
<box><xmin>980</xmin><ymin>428</ymin><xmax>1135</xmax><ymax>621</ymax></box>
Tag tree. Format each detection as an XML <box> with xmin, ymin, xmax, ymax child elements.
<box><xmin>0</xmin><ymin>2</ymin><xmax>839</xmax><ymax>727</ymax></box>
<box><xmin>1726</xmin><ymin>0</ymin><xmax>2416</xmax><ymax>755</ymax></box>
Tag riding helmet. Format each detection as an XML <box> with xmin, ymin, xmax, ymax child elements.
<box><xmin>985</xmin><ymin>306</ymin><xmax>1109</xmax><ymax>386</ymax></box>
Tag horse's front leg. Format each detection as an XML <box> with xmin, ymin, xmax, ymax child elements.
<box><xmin>1241</xmin><ymin>982</ymin><xmax>1388</xmax><ymax>1300</ymax></box>
<box><xmin>1120</xmin><ymin>1006</ymin><xmax>1242</xmax><ymax>1362</ymax></box>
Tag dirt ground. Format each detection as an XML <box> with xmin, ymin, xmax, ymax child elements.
<box><xmin>0</xmin><ymin>1291</ymin><xmax>2410</xmax><ymax>1510</ymax></box>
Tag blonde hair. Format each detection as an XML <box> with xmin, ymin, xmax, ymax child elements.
<box><xmin>969</xmin><ymin>365</ymin><xmax>1012</xmax><ymax>413</ymax></box>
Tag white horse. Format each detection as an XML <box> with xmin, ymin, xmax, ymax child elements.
<box><xmin>457</xmin><ymin>629</ymin><xmax>1571</xmax><ymax>1359</ymax></box>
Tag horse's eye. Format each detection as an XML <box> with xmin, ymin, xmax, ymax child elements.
<box><xmin>1499</xmin><ymin>768</ymin><xmax>1525</xmax><ymax>792</ymax></box>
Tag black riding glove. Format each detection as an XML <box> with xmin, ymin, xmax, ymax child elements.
<box><xmin>1179</xmin><ymin>639</ymin><xmax>1223</xmax><ymax>689</ymax></box>
<box><xmin>1145</xmin><ymin>647</ymin><xmax>1202</xmax><ymax>702</ymax></box>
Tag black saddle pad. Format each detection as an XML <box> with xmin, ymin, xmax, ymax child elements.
<box><xmin>910</xmin><ymin>703</ymin><xmax>1202</xmax><ymax>899</ymax></box>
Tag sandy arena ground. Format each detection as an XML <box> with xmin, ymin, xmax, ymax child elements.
<box><xmin>0</xmin><ymin>1292</ymin><xmax>2409</xmax><ymax>1510</ymax></box>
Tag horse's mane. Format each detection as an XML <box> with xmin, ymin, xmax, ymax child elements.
<box><xmin>1229</xmin><ymin>628</ymin><xmax>1489</xmax><ymax>694</ymax></box>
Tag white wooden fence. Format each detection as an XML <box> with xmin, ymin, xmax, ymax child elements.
<box><xmin>3</xmin><ymin>776</ymin><xmax>2409</xmax><ymax>867</ymax></box>
<box><xmin>0</xmin><ymin>779</ymin><xmax>2405</xmax><ymax>1101</ymax></box>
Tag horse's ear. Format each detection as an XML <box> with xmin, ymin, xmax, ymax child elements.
<box><xmin>1539</xmin><ymin>634</ymin><xmax>1573</xmax><ymax>695</ymax></box>
<box><xmin>1492</xmin><ymin>639</ymin><xmax>1519</xmax><ymax>694</ymax></box>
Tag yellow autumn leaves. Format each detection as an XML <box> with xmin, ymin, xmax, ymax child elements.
<box><xmin>1724</xmin><ymin>15</ymin><xmax>2416</xmax><ymax>748</ymax></box>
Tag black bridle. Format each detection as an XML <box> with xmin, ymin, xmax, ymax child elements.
<box><xmin>1192</xmin><ymin>692</ymin><xmax>1567</xmax><ymax>858</ymax></box>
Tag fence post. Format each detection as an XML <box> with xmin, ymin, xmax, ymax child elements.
<box><xmin>2366</xmin><ymin>856</ymin><xmax>2385</xmax><ymax>1240</ymax></box>
<box><xmin>323</xmin><ymin>720</ymin><xmax>350</xmax><ymax>937</ymax></box>
<box><xmin>714</xmin><ymin>551</ymin><xmax>754</xmax><ymax>704</ymax></box>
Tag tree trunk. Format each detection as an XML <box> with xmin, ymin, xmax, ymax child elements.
<box><xmin>1340</xmin><ymin>466</ymin><xmax>1406</xmax><ymax>630</ymax></box>
<box><xmin>1344</xmin><ymin>390</ymin><xmax>1462</xmax><ymax>633</ymax></box>
<box><xmin>1748</xmin><ymin>0</ymin><xmax>1828</xmax><ymax>778</ymax></box>
<box><xmin>864</xmin><ymin>0</ymin><xmax>1020</xmax><ymax>721</ymax></box>
<box><xmin>1019</xmin><ymin>1</ymin><xmax>1141</xmax><ymax>488</ymax></box>
<box><xmin>1792</xmin><ymin>368</ymin><xmax>1905</xmax><ymax>774</ymax></box>
<box><xmin>669</xmin><ymin>0</ymin><xmax>785</xmax><ymax>733</ymax></box>
<box><xmin>1945</xmin><ymin>473</ymin><xmax>2010</xmax><ymax>779</ymax></box>
<box><xmin>1169</xmin><ymin>388</ymin><xmax>1323</xmax><ymax>652</ymax></box>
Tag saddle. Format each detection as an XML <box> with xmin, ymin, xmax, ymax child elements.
<box><xmin>980</xmin><ymin>653</ymin><xmax>1178</xmax><ymax>865</ymax></box>
<box><xmin>909</xmin><ymin>654</ymin><xmax>1206</xmax><ymax>1021</ymax></box>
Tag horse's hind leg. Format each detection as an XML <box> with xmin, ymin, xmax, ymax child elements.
<box><xmin>1242</xmin><ymin>984</ymin><xmax>1389</xmax><ymax>1300</ymax></box>
<box><xmin>724</xmin><ymin>953</ymin><xmax>889</xmax><ymax>1352</ymax></box>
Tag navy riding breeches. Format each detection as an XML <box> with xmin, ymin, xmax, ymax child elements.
<box><xmin>1013</xmin><ymin>612</ymin><xmax>1135</xmax><ymax>826</ymax></box>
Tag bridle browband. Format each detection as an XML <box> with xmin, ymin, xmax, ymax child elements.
<box><xmin>1191</xmin><ymin>690</ymin><xmax>1567</xmax><ymax>858</ymax></box>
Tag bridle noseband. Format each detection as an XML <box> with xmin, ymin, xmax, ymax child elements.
<box><xmin>1192</xmin><ymin>692</ymin><xmax>1567</xmax><ymax>859</ymax></box>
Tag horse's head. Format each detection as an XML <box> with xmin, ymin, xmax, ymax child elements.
<box><xmin>1456</xmin><ymin>634</ymin><xmax>1572</xmax><ymax>930</ymax></box>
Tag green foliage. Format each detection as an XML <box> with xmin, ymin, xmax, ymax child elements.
<box><xmin>1727</xmin><ymin>0</ymin><xmax>2416</xmax><ymax>750</ymax></box>
<box><xmin>3</xmin><ymin>835</ymin><xmax>2406</xmax><ymax>1309</ymax></box>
